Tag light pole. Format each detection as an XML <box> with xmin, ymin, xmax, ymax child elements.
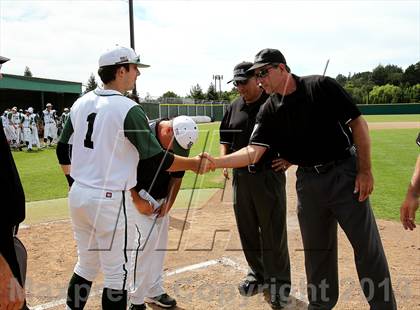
<box><xmin>128</xmin><ymin>0</ymin><xmax>137</xmax><ymax>95</ymax></box>
<box><xmin>212</xmin><ymin>74</ymin><xmax>223</xmax><ymax>99</ymax></box>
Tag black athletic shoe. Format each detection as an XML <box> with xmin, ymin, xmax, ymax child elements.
<box><xmin>129</xmin><ymin>303</ymin><xmax>146</xmax><ymax>310</ymax></box>
<box><xmin>238</xmin><ymin>278</ymin><xmax>263</xmax><ymax>296</ymax></box>
<box><xmin>269</xmin><ymin>293</ymin><xmax>288</xmax><ymax>309</ymax></box>
<box><xmin>144</xmin><ymin>293</ymin><xmax>177</xmax><ymax>308</ymax></box>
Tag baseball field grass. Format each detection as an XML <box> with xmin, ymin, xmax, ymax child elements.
<box><xmin>363</xmin><ymin>114</ymin><xmax>420</xmax><ymax>122</ymax></box>
<box><xmin>12</xmin><ymin>121</ymin><xmax>419</xmax><ymax>221</ymax></box>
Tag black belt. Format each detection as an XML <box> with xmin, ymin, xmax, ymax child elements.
<box><xmin>299</xmin><ymin>147</ymin><xmax>356</xmax><ymax>174</ymax></box>
<box><xmin>235</xmin><ymin>161</ymin><xmax>273</xmax><ymax>174</ymax></box>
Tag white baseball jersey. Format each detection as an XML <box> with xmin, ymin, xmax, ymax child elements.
<box><xmin>60</xmin><ymin>88</ymin><xmax>162</xmax><ymax>191</ymax></box>
<box><xmin>22</xmin><ymin>115</ymin><xmax>32</xmax><ymax>128</ymax></box>
<box><xmin>29</xmin><ymin>114</ymin><xmax>39</xmax><ymax>128</ymax></box>
<box><xmin>43</xmin><ymin>109</ymin><xmax>56</xmax><ymax>124</ymax></box>
<box><xmin>9</xmin><ymin>112</ymin><xmax>22</xmax><ymax>125</ymax></box>
<box><xmin>61</xmin><ymin>112</ymin><xmax>70</xmax><ymax>125</ymax></box>
<box><xmin>1</xmin><ymin>114</ymin><xmax>8</xmax><ymax>127</ymax></box>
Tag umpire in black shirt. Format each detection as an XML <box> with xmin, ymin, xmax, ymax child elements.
<box><xmin>207</xmin><ymin>49</ymin><xmax>397</xmax><ymax>310</ymax></box>
<box><xmin>220</xmin><ymin>62</ymin><xmax>291</xmax><ymax>308</ymax></box>
<box><xmin>0</xmin><ymin>55</ymin><xmax>26</xmax><ymax>309</ymax></box>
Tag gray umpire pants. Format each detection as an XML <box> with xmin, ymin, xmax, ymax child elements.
<box><xmin>232</xmin><ymin>168</ymin><xmax>291</xmax><ymax>292</ymax></box>
<box><xmin>296</xmin><ymin>156</ymin><xmax>397</xmax><ymax>310</ymax></box>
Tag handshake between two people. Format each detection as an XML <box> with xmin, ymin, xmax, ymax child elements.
<box><xmin>187</xmin><ymin>146</ymin><xmax>292</xmax><ymax>175</ymax></box>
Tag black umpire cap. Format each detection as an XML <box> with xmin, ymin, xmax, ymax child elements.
<box><xmin>248</xmin><ymin>48</ymin><xmax>290</xmax><ymax>72</ymax></box>
<box><xmin>227</xmin><ymin>61</ymin><xmax>254</xmax><ymax>84</ymax></box>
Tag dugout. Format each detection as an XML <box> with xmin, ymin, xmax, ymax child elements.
<box><xmin>0</xmin><ymin>74</ymin><xmax>82</xmax><ymax>114</ymax></box>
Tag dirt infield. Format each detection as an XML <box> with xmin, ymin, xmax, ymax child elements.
<box><xmin>20</xmin><ymin>166</ymin><xmax>419</xmax><ymax>309</ymax></box>
<box><xmin>368</xmin><ymin>121</ymin><xmax>419</xmax><ymax>130</ymax></box>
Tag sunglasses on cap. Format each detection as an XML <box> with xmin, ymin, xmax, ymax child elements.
<box><xmin>233</xmin><ymin>79</ymin><xmax>249</xmax><ymax>87</ymax></box>
<box><xmin>256</xmin><ymin>64</ymin><xmax>279</xmax><ymax>79</ymax></box>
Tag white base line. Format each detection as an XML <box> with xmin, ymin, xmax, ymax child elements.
<box><xmin>32</xmin><ymin>256</ymin><xmax>307</xmax><ymax>309</ymax></box>
<box><xmin>32</xmin><ymin>257</ymin><xmax>222</xmax><ymax>309</ymax></box>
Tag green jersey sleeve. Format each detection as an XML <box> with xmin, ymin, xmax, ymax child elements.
<box><xmin>124</xmin><ymin>105</ymin><xmax>163</xmax><ymax>159</ymax></box>
<box><xmin>59</xmin><ymin>115</ymin><xmax>74</xmax><ymax>143</ymax></box>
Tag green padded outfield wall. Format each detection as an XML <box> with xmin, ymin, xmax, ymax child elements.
<box><xmin>141</xmin><ymin>103</ymin><xmax>228</xmax><ymax>121</ymax></box>
<box><xmin>357</xmin><ymin>104</ymin><xmax>420</xmax><ymax>115</ymax></box>
<box><xmin>140</xmin><ymin>103</ymin><xmax>420</xmax><ymax>121</ymax></box>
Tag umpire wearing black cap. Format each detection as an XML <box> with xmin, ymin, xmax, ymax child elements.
<box><xmin>219</xmin><ymin>61</ymin><xmax>291</xmax><ymax>309</ymax></box>
<box><xmin>208</xmin><ymin>48</ymin><xmax>398</xmax><ymax>309</ymax></box>
<box><xmin>246</xmin><ymin>48</ymin><xmax>396</xmax><ymax>309</ymax></box>
<box><xmin>0</xmin><ymin>56</ymin><xmax>26</xmax><ymax>309</ymax></box>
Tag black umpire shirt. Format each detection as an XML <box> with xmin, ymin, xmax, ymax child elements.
<box><xmin>250</xmin><ymin>75</ymin><xmax>361</xmax><ymax>167</ymax></box>
<box><xmin>220</xmin><ymin>92</ymin><xmax>279</xmax><ymax>166</ymax></box>
<box><xmin>135</xmin><ymin>119</ymin><xmax>185</xmax><ymax>199</ymax></box>
<box><xmin>0</xmin><ymin>127</ymin><xmax>25</xmax><ymax>228</ymax></box>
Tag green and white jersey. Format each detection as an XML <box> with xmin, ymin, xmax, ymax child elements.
<box><xmin>60</xmin><ymin>88</ymin><xmax>162</xmax><ymax>191</ymax></box>
<box><xmin>61</xmin><ymin>112</ymin><xmax>70</xmax><ymax>125</ymax></box>
<box><xmin>22</xmin><ymin>115</ymin><xmax>32</xmax><ymax>128</ymax></box>
<box><xmin>29</xmin><ymin>114</ymin><xmax>39</xmax><ymax>128</ymax></box>
<box><xmin>8</xmin><ymin>112</ymin><xmax>22</xmax><ymax>125</ymax></box>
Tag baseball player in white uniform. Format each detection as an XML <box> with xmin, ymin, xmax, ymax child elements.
<box><xmin>21</xmin><ymin>110</ymin><xmax>33</xmax><ymax>151</ymax></box>
<box><xmin>42</xmin><ymin>103</ymin><xmax>57</xmax><ymax>146</ymax></box>
<box><xmin>1</xmin><ymin>110</ymin><xmax>12</xmax><ymax>143</ymax></box>
<box><xmin>56</xmin><ymin>45</ymin><xmax>207</xmax><ymax>310</ymax></box>
<box><xmin>129</xmin><ymin>116</ymin><xmax>198</xmax><ymax>310</ymax></box>
<box><xmin>28</xmin><ymin>107</ymin><xmax>41</xmax><ymax>149</ymax></box>
<box><xmin>8</xmin><ymin>107</ymin><xmax>22</xmax><ymax>150</ymax></box>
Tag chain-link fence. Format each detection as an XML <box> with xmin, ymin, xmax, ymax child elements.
<box><xmin>140</xmin><ymin>98</ymin><xmax>230</xmax><ymax>121</ymax></box>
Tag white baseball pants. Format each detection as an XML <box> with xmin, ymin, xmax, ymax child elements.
<box><xmin>129</xmin><ymin>207</ymin><xmax>169</xmax><ymax>304</ymax></box>
<box><xmin>68</xmin><ymin>182</ymin><xmax>136</xmax><ymax>290</ymax></box>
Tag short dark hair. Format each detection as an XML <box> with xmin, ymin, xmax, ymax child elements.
<box><xmin>98</xmin><ymin>64</ymin><xmax>130</xmax><ymax>84</ymax></box>
<box><xmin>272</xmin><ymin>62</ymin><xmax>291</xmax><ymax>73</ymax></box>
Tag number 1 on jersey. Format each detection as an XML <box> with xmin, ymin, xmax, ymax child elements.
<box><xmin>84</xmin><ymin>113</ymin><xmax>97</xmax><ymax>149</ymax></box>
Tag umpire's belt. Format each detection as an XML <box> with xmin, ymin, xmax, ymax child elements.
<box><xmin>299</xmin><ymin>147</ymin><xmax>355</xmax><ymax>174</ymax></box>
<box><xmin>235</xmin><ymin>161</ymin><xmax>272</xmax><ymax>174</ymax></box>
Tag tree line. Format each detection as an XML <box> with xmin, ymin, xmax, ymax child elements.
<box><xmin>81</xmin><ymin>62</ymin><xmax>419</xmax><ymax>104</ymax></box>
<box><xmin>162</xmin><ymin>83</ymin><xmax>238</xmax><ymax>102</ymax></box>
<box><xmin>336</xmin><ymin>62</ymin><xmax>420</xmax><ymax>104</ymax></box>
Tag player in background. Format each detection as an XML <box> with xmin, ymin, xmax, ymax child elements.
<box><xmin>1</xmin><ymin>110</ymin><xmax>12</xmax><ymax>144</ymax></box>
<box><xmin>21</xmin><ymin>110</ymin><xmax>34</xmax><ymax>151</ymax></box>
<box><xmin>28</xmin><ymin>107</ymin><xmax>41</xmax><ymax>149</ymax></box>
<box><xmin>57</xmin><ymin>108</ymin><xmax>70</xmax><ymax>138</ymax></box>
<box><xmin>8</xmin><ymin>107</ymin><xmax>22</xmax><ymax>150</ymax></box>
<box><xmin>129</xmin><ymin>116</ymin><xmax>198</xmax><ymax>310</ymax></box>
<box><xmin>61</xmin><ymin>107</ymin><xmax>70</xmax><ymax>124</ymax></box>
<box><xmin>42</xmin><ymin>103</ymin><xmax>58</xmax><ymax>147</ymax></box>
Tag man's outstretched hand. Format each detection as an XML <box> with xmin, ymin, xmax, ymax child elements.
<box><xmin>193</xmin><ymin>152</ymin><xmax>216</xmax><ymax>174</ymax></box>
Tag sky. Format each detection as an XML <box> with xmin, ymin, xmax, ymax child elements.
<box><xmin>0</xmin><ymin>0</ymin><xmax>419</xmax><ymax>98</ymax></box>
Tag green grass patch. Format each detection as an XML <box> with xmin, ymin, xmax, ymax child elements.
<box><xmin>13</xmin><ymin>148</ymin><xmax>68</xmax><ymax>202</ymax></box>
<box><xmin>370</xmin><ymin>128</ymin><xmax>419</xmax><ymax>220</ymax></box>
<box><xmin>181</xmin><ymin>122</ymin><xmax>224</xmax><ymax>189</ymax></box>
<box><xmin>24</xmin><ymin>198</ymin><xmax>69</xmax><ymax>225</ymax></box>
<box><xmin>23</xmin><ymin>189</ymin><xmax>218</xmax><ymax>225</ymax></box>
<box><xmin>364</xmin><ymin>114</ymin><xmax>420</xmax><ymax>122</ymax></box>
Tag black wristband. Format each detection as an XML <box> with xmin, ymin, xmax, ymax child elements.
<box><xmin>65</xmin><ymin>174</ymin><xmax>74</xmax><ymax>187</ymax></box>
